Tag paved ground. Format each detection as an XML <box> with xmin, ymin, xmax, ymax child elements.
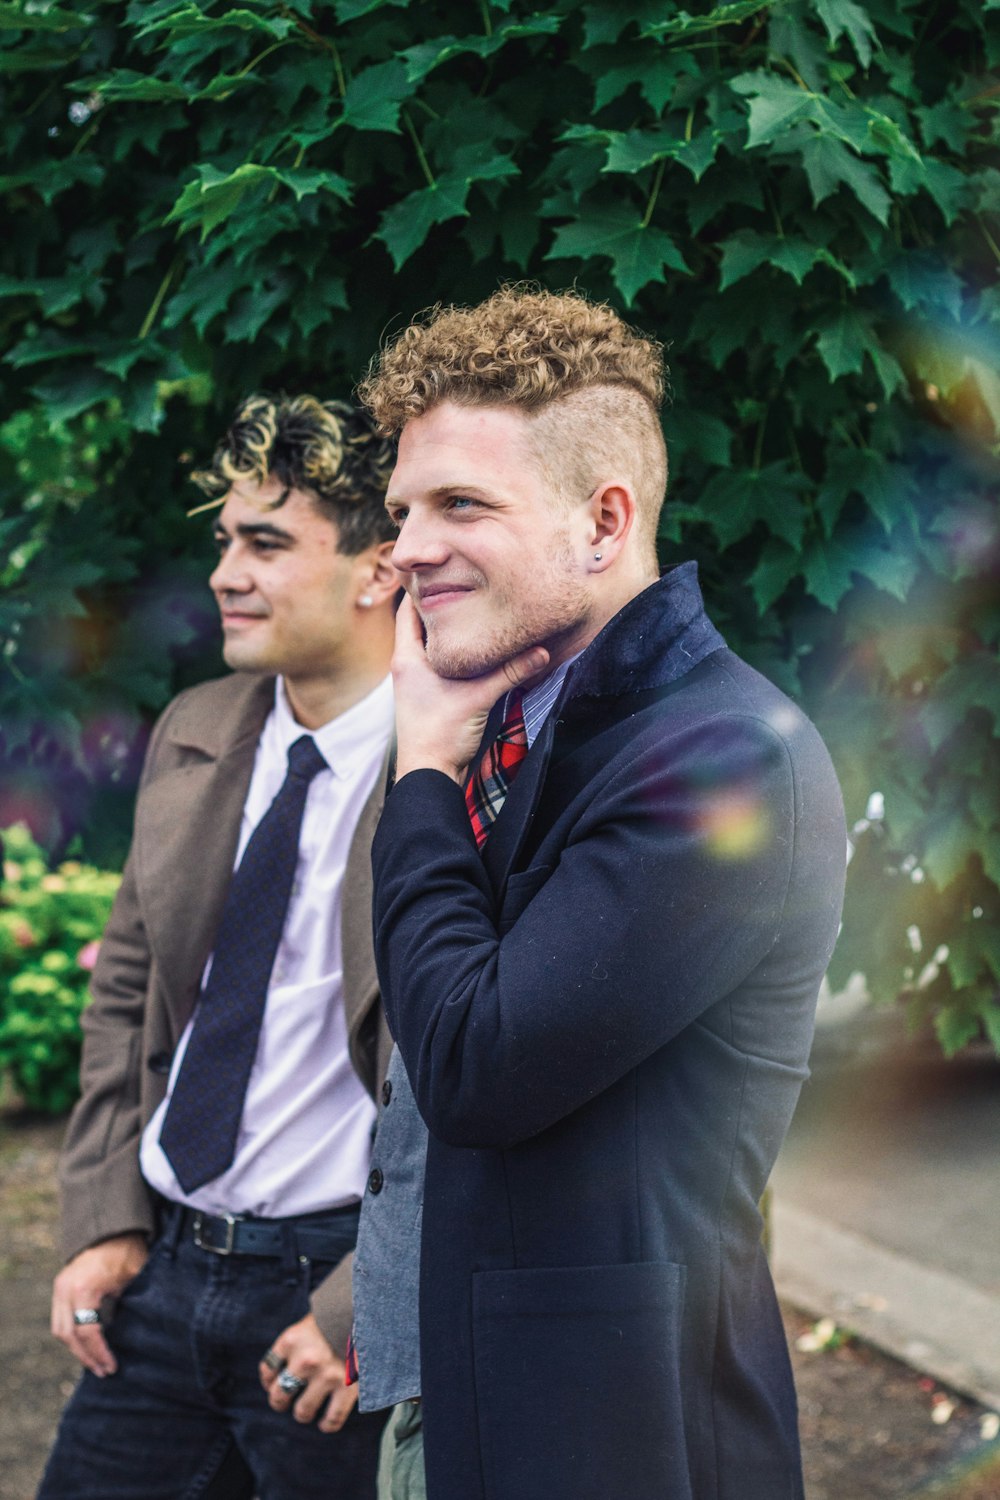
<box><xmin>772</xmin><ymin>990</ymin><xmax>1000</xmax><ymax>1412</ymax></box>
<box><xmin>0</xmin><ymin>1114</ymin><xmax>77</xmax><ymax>1500</ymax></box>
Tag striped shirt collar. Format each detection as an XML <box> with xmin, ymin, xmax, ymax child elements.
<box><xmin>518</xmin><ymin>654</ymin><xmax>580</xmax><ymax>748</ymax></box>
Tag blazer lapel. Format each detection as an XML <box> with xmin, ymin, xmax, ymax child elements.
<box><xmin>135</xmin><ymin>676</ymin><xmax>273</xmax><ymax>1029</ymax></box>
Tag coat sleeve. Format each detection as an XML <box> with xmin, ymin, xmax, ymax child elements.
<box><xmin>310</xmin><ymin>1252</ymin><xmax>354</xmax><ymax>1356</ymax></box>
<box><xmin>372</xmin><ymin>712</ymin><xmax>801</xmax><ymax>1151</ymax></box>
<box><xmin>57</xmin><ymin>704</ymin><xmax>180</xmax><ymax>1261</ymax></box>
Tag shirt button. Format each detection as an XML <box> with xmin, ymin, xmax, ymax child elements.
<box><xmin>367</xmin><ymin>1167</ymin><xmax>384</xmax><ymax>1195</ymax></box>
<box><xmin>381</xmin><ymin>1080</ymin><xmax>393</xmax><ymax>1106</ymax></box>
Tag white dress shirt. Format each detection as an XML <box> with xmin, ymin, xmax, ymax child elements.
<box><xmin>140</xmin><ymin>675</ymin><xmax>393</xmax><ymax>1218</ymax></box>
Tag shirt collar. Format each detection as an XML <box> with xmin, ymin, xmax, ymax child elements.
<box><xmin>273</xmin><ymin>674</ymin><xmax>394</xmax><ymax>779</ymax></box>
<box><xmin>521</xmin><ymin>655</ymin><xmax>580</xmax><ymax>748</ymax></box>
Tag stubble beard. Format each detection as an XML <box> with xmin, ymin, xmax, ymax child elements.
<box><xmin>420</xmin><ymin>572</ymin><xmax>592</xmax><ymax>681</ymax></box>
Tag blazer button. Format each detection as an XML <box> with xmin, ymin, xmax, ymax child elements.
<box><xmin>381</xmin><ymin>1080</ymin><xmax>393</xmax><ymax>1106</ymax></box>
<box><xmin>147</xmin><ymin>1051</ymin><xmax>172</xmax><ymax>1075</ymax></box>
<box><xmin>367</xmin><ymin>1167</ymin><xmax>384</xmax><ymax>1195</ymax></box>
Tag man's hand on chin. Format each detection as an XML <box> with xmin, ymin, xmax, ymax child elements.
<box><xmin>392</xmin><ymin>594</ymin><xmax>548</xmax><ymax>783</ymax></box>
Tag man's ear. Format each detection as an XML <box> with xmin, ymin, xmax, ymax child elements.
<box><xmin>358</xmin><ymin>539</ymin><xmax>402</xmax><ymax>609</ymax></box>
<box><xmin>586</xmin><ymin>482</ymin><xmax>636</xmax><ymax>569</ymax></box>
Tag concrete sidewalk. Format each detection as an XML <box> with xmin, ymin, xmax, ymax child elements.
<box><xmin>771</xmin><ymin>988</ymin><xmax>1000</xmax><ymax>1410</ymax></box>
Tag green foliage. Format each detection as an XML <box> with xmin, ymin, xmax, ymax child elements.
<box><xmin>1</xmin><ymin>0</ymin><xmax>998</xmax><ymax>1054</ymax></box>
<box><xmin>0</xmin><ymin>823</ymin><xmax>119</xmax><ymax>1111</ymax></box>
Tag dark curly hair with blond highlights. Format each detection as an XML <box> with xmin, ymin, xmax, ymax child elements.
<box><xmin>190</xmin><ymin>394</ymin><xmax>397</xmax><ymax>554</ymax></box>
<box><xmin>357</xmin><ymin>285</ymin><xmax>666</xmax><ymax>435</ymax></box>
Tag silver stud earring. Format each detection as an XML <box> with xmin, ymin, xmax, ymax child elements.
<box><xmin>593</xmin><ymin>552</ymin><xmax>603</xmax><ymax>561</ymax></box>
<box><xmin>359</xmin><ymin>594</ymin><xmax>374</xmax><ymax>608</ymax></box>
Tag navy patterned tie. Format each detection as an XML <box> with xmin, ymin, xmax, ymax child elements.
<box><xmin>159</xmin><ymin>734</ymin><xmax>328</xmax><ymax>1193</ymax></box>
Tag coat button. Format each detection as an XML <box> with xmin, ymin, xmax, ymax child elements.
<box><xmin>367</xmin><ymin>1167</ymin><xmax>384</xmax><ymax>1195</ymax></box>
<box><xmin>147</xmin><ymin>1051</ymin><xmax>172</xmax><ymax>1075</ymax></box>
<box><xmin>381</xmin><ymin>1080</ymin><xmax>392</xmax><ymax>1106</ymax></box>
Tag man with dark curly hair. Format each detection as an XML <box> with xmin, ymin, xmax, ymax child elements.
<box><xmin>41</xmin><ymin>396</ymin><xmax>397</xmax><ymax>1500</ymax></box>
<box><xmin>352</xmin><ymin>288</ymin><xmax>846</xmax><ymax>1500</ymax></box>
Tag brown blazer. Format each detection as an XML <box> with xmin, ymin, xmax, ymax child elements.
<box><xmin>58</xmin><ymin>671</ymin><xmax>393</xmax><ymax>1353</ymax></box>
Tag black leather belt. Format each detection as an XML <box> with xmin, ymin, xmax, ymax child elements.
<box><xmin>167</xmin><ymin>1203</ymin><xmax>359</xmax><ymax>1259</ymax></box>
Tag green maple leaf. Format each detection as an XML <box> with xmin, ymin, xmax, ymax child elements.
<box><xmin>799</xmin><ymin>134</ymin><xmax>891</xmax><ymax>223</ymax></box>
<box><xmin>602</xmin><ymin>126</ymin><xmax>721</xmax><ymax>183</ymax></box>
<box><xmin>814</xmin><ymin>0</ymin><xmax>878</xmax><ymax>66</ymax></box>
<box><xmin>375</xmin><ymin>155</ymin><xmax>518</xmax><ymax>271</ymax></box>
<box><xmin>718</xmin><ymin>230</ymin><xmax>854</xmax><ymax>291</ymax></box>
<box><xmin>801</xmin><ymin>533</ymin><xmax>858</xmax><ymax>609</ymax></box>
<box><xmin>546</xmin><ymin>209</ymin><xmax>689</xmax><ymax>303</ymax></box>
<box><xmin>341</xmin><ymin>60</ymin><xmax>411</xmax><ymax>133</ymax></box>
<box><xmin>0</xmin><ymin>3</ymin><xmax>91</xmax><ymax>30</ymax></box>
<box><xmin>581</xmin><ymin>0</ymin><xmax>666</xmax><ymax>48</ymax></box>
<box><xmin>748</xmin><ymin>538</ymin><xmax>803</xmax><ymax>613</ymax></box>
<box><xmin>934</xmin><ymin>1004</ymin><xmax>980</xmax><ymax>1057</ymax></box>
<box><xmin>886</xmin><ymin>251</ymin><xmax>964</xmax><ymax>320</ymax></box>
<box><xmin>730</xmin><ymin>72</ymin><xmax>815</xmax><ymax>148</ymax></box>
<box><xmin>401</xmin><ymin>16</ymin><xmax>562</xmax><ymax>84</ymax></box>
<box><xmin>815</xmin><ymin>308</ymin><xmax>871</xmax><ymax>380</ymax></box>
<box><xmin>697</xmin><ymin>465</ymin><xmax>807</xmax><ymax>553</ymax></box>
<box><xmin>641</xmin><ymin>0</ymin><xmax>774</xmax><ymax>41</ymax></box>
<box><xmin>166</xmin><ymin>164</ymin><xmax>350</xmax><ymax>240</ymax></box>
<box><xmin>134</xmin><ymin>5</ymin><xmax>292</xmax><ymax>40</ymax></box>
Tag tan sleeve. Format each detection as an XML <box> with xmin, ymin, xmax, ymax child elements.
<box><xmin>310</xmin><ymin>1250</ymin><xmax>355</xmax><ymax>1357</ymax></box>
<box><xmin>57</xmin><ymin>703</ymin><xmax>181</xmax><ymax>1262</ymax></box>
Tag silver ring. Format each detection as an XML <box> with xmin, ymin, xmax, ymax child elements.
<box><xmin>262</xmin><ymin>1348</ymin><xmax>286</xmax><ymax>1374</ymax></box>
<box><xmin>277</xmin><ymin>1370</ymin><xmax>307</xmax><ymax>1396</ymax></box>
<box><xmin>73</xmin><ymin>1308</ymin><xmax>101</xmax><ymax>1326</ymax></box>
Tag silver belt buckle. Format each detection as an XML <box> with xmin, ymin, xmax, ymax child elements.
<box><xmin>193</xmin><ymin>1211</ymin><xmax>238</xmax><ymax>1255</ymax></box>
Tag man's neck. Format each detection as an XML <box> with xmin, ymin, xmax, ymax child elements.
<box><xmin>282</xmin><ymin>663</ymin><xmax>388</xmax><ymax>730</ymax></box>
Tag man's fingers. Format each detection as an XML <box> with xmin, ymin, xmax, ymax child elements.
<box><xmin>66</xmin><ymin>1323</ymin><xmax>117</xmax><ymax>1378</ymax></box>
<box><xmin>267</xmin><ymin>1372</ymin><xmax>310</xmax><ymax>1414</ymax></box>
<box><xmin>317</xmin><ymin>1381</ymin><xmax>359</xmax><ymax>1434</ymax></box>
<box><xmin>501</xmin><ymin>646</ymin><xmax>550</xmax><ymax>690</ymax></box>
<box><xmin>258</xmin><ymin>1342</ymin><xmax>288</xmax><ymax>1393</ymax></box>
<box><xmin>290</xmin><ymin>1375</ymin><xmax>334</xmax><ymax>1425</ymax></box>
<box><xmin>393</xmin><ymin>594</ymin><xmax>426</xmax><ymax>660</ymax></box>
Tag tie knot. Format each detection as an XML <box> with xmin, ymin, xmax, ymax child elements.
<box><xmin>286</xmin><ymin>735</ymin><xmax>327</xmax><ymax>783</ymax></box>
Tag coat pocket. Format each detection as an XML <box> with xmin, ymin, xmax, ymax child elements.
<box><xmin>472</xmin><ymin>1261</ymin><xmax>691</xmax><ymax>1500</ymax></box>
<box><xmin>497</xmin><ymin>864</ymin><xmax>554</xmax><ymax>936</ymax></box>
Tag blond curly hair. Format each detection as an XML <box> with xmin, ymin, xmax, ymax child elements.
<box><xmin>359</xmin><ymin>287</ymin><xmax>668</xmax><ymax>553</ymax></box>
<box><xmin>191</xmin><ymin>394</ymin><xmax>397</xmax><ymax>554</ymax></box>
<box><xmin>359</xmin><ymin>285</ymin><xmax>665</xmax><ymax>432</ymax></box>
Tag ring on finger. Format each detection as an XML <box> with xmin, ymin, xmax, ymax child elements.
<box><xmin>277</xmin><ymin>1370</ymin><xmax>308</xmax><ymax>1397</ymax></box>
<box><xmin>73</xmin><ymin>1308</ymin><xmax>101</xmax><ymax>1326</ymax></box>
<box><xmin>262</xmin><ymin>1348</ymin><xmax>286</xmax><ymax>1374</ymax></box>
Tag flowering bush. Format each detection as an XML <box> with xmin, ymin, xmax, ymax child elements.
<box><xmin>0</xmin><ymin>824</ymin><xmax>119</xmax><ymax>1114</ymax></box>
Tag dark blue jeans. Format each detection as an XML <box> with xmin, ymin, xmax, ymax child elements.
<box><xmin>39</xmin><ymin>1207</ymin><xmax>386</xmax><ymax>1500</ymax></box>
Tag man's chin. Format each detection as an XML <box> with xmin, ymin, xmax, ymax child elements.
<box><xmin>222</xmin><ymin>641</ymin><xmax>269</xmax><ymax>674</ymax></box>
<box><xmin>423</xmin><ymin>636</ymin><xmax>504</xmax><ymax>682</ymax></box>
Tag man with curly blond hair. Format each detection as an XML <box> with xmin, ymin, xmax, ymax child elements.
<box><xmin>42</xmin><ymin>396</ymin><xmax>397</xmax><ymax>1500</ymax></box>
<box><xmin>351</xmin><ymin>287</ymin><xmax>846</xmax><ymax>1500</ymax></box>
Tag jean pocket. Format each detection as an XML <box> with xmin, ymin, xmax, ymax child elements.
<box><xmin>472</xmin><ymin>1261</ymin><xmax>691</xmax><ymax>1500</ymax></box>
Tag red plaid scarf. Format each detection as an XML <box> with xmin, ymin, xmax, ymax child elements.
<box><xmin>464</xmin><ymin>688</ymin><xmax>528</xmax><ymax>850</ymax></box>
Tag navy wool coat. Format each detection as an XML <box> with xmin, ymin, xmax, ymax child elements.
<box><xmin>372</xmin><ymin>564</ymin><xmax>846</xmax><ymax>1500</ymax></box>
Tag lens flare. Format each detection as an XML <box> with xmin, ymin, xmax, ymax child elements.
<box><xmin>696</xmin><ymin>788</ymin><xmax>770</xmax><ymax>859</ymax></box>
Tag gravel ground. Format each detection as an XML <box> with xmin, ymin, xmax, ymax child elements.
<box><xmin>2</xmin><ymin>1111</ymin><xmax>998</xmax><ymax>1500</ymax></box>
